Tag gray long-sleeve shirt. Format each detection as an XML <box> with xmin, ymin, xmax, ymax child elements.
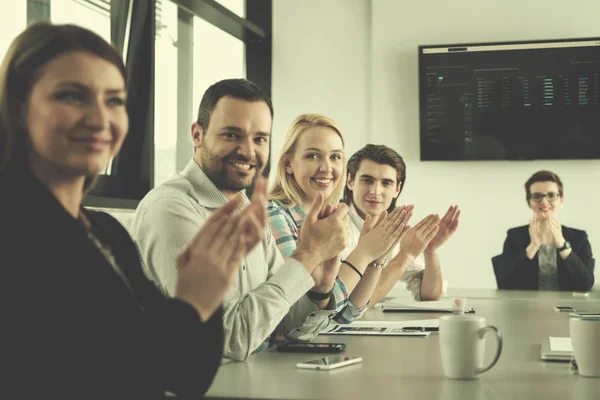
<box><xmin>130</xmin><ymin>159</ymin><xmax>336</xmax><ymax>361</ymax></box>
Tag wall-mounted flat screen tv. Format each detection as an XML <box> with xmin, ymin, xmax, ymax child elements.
<box><xmin>419</xmin><ymin>38</ymin><xmax>600</xmax><ymax>160</ymax></box>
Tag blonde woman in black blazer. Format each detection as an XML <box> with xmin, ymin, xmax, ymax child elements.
<box><xmin>495</xmin><ymin>171</ymin><xmax>594</xmax><ymax>291</ymax></box>
<box><xmin>0</xmin><ymin>23</ymin><xmax>267</xmax><ymax>399</ymax></box>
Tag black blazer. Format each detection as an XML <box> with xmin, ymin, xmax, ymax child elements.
<box><xmin>494</xmin><ymin>225</ymin><xmax>595</xmax><ymax>291</ymax></box>
<box><xmin>1</xmin><ymin>172</ymin><xmax>223</xmax><ymax>399</ymax></box>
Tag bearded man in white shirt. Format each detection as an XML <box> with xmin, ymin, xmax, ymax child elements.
<box><xmin>131</xmin><ymin>79</ymin><xmax>349</xmax><ymax>361</ymax></box>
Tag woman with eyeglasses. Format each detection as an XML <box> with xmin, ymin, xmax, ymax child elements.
<box><xmin>494</xmin><ymin>171</ymin><xmax>594</xmax><ymax>291</ymax></box>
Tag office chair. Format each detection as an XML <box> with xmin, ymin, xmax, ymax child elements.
<box><xmin>491</xmin><ymin>255</ymin><xmax>505</xmax><ymax>289</ymax></box>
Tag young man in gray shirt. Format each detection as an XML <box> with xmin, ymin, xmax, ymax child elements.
<box><xmin>131</xmin><ymin>79</ymin><xmax>349</xmax><ymax>361</ymax></box>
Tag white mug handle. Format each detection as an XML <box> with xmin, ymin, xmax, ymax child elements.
<box><xmin>475</xmin><ymin>325</ymin><xmax>503</xmax><ymax>374</ymax></box>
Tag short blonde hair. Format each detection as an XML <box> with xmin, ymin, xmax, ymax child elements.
<box><xmin>269</xmin><ymin>113</ymin><xmax>346</xmax><ymax>208</ymax></box>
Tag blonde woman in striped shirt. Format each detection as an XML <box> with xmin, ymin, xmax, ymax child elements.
<box><xmin>268</xmin><ymin>114</ymin><xmax>412</xmax><ymax>323</ymax></box>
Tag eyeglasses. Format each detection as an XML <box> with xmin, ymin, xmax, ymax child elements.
<box><xmin>528</xmin><ymin>192</ymin><xmax>561</xmax><ymax>203</ymax></box>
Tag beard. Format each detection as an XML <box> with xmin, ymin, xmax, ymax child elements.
<box><xmin>199</xmin><ymin>144</ymin><xmax>262</xmax><ymax>192</ymax></box>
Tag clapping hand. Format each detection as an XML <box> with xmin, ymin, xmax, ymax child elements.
<box><xmin>399</xmin><ymin>213</ymin><xmax>440</xmax><ymax>260</ymax></box>
<box><xmin>311</xmin><ymin>201</ymin><xmax>343</xmax><ymax>292</ymax></box>
<box><xmin>385</xmin><ymin>205</ymin><xmax>415</xmax><ymax>252</ymax></box>
<box><xmin>528</xmin><ymin>213</ymin><xmax>542</xmax><ymax>248</ymax></box>
<box><xmin>356</xmin><ymin>205</ymin><xmax>413</xmax><ymax>262</ymax></box>
<box><xmin>295</xmin><ymin>193</ymin><xmax>349</xmax><ymax>273</ymax></box>
<box><xmin>426</xmin><ymin>205</ymin><xmax>460</xmax><ymax>252</ymax></box>
<box><xmin>547</xmin><ymin>216</ymin><xmax>566</xmax><ymax>248</ymax></box>
<box><xmin>238</xmin><ymin>178</ymin><xmax>268</xmax><ymax>252</ymax></box>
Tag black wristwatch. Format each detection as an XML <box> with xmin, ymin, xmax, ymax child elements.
<box><xmin>306</xmin><ymin>289</ymin><xmax>333</xmax><ymax>301</ymax></box>
<box><xmin>558</xmin><ymin>241</ymin><xmax>571</xmax><ymax>252</ymax></box>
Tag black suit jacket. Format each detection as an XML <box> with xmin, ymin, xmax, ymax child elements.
<box><xmin>494</xmin><ymin>225</ymin><xmax>595</xmax><ymax>291</ymax></box>
<box><xmin>1</xmin><ymin>172</ymin><xmax>223</xmax><ymax>399</ymax></box>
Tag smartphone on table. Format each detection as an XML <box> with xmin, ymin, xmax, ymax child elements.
<box><xmin>277</xmin><ymin>342</ymin><xmax>346</xmax><ymax>353</ymax></box>
<box><xmin>554</xmin><ymin>306</ymin><xmax>575</xmax><ymax>312</ymax></box>
<box><xmin>296</xmin><ymin>356</ymin><xmax>362</xmax><ymax>371</ymax></box>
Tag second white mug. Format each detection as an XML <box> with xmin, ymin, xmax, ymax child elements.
<box><xmin>570</xmin><ymin>316</ymin><xmax>600</xmax><ymax>378</ymax></box>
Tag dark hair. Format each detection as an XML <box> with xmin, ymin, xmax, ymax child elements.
<box><xmin>343</xmin><ymin>144</ymin><xmax>406</xmax><ymax>213</ymax></box>
<box><xmin>0</xmin><ymin>22</ymin><xmax>127</xmax><ymax>176</ymax></box>
<box><xmin>525</xmin><ymin>170</ymin><xmax>564</xmax><ymax>202</ymax></box>
<box><xmin>196</xmin><ymin>78</ymin><xmax>274</xmax><ymax>132</ymax></box>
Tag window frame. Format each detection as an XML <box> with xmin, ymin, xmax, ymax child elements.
<box><xmin>88</xmin><ymin>0</ymin><xmax>272</xmax><ymax>208</ymax></box>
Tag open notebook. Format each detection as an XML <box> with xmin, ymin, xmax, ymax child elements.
<box><xmin>540</xmin><ymin>337</ymin><xmax>573</xmax><ymax>361</ymax></box>
<box><xmin>382</xmin><ymin>299</ymin><xmax>474</xmax><ymax>313</ymax></box>
<box><xmin>320</xmin><ymin>319</ymin><xmax>439</xmax><ymax>336</ymax></box>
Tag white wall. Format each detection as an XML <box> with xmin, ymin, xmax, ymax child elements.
<box><xmin>272</xmin><ymin>0</ymin><xmax>371</xmax><ymax>162</ymax></box>
<box><xmin>274</xmin><ymin>0</ymin><xmax>600</xmax><ymax>289</ymax></box>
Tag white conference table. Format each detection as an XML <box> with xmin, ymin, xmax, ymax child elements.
<box><xmin>384</xmin><ymin>285</ymin><xmax>600</xmax><ymax>301</ymax></box>
<box><xmin>206</xmin><ymin>290</ymin><xmax>600</xmax><ymax>400</ymax></box>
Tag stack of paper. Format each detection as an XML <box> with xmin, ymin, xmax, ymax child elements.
<box><xmin>549</xmin><ymin>337</ymin><xmax>572</xmax><ymax>352</ymax></box>
<box><xmin>320</xmin><ymin>319</ymin><xmax>439</xmax><ymax>336</ymax></box>
<box><xmin>540</xmin><ymin>337</ymin><xmax>573</xmax><ymax>361</ymax></box>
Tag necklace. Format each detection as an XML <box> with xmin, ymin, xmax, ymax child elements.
<box><xmin>79</xmin><ymin>211</ymin><xmax>139</xmax><ymax>304</ymax></box>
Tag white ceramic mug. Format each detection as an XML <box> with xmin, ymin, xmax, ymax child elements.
<box><xmin>439</xmin><ymin>315</ymin><xmax>503</xmax><ymax>379</ymax></box>
<box><xmin>570</xmin><ymin>316</ymin><xmax>600</xmax><ymax>378</ymax></box>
